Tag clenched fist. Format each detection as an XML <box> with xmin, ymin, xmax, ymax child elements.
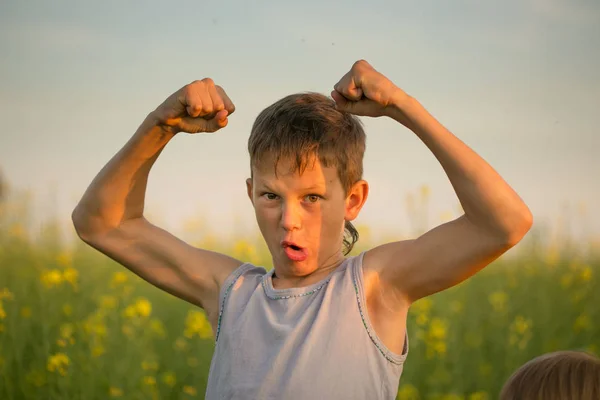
<box><xmin>331</xmin><ymin>60</ymin><xmax>409</xmax><ymax>118</ymax></box>
<box><xmin>152</xmin><ymin>78</ymin><xmax>235</xmax><ymax>134</ymax></box>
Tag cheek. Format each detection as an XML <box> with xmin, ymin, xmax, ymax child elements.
<box><xmin>254</xmin><ymin>206</ymin><xmax>278</xmax><ymax>231</ymax></box>
<box><xmin>317</xmin><ymin>203</ymin><xmax>346</xmax><ymax>233</ymax></box>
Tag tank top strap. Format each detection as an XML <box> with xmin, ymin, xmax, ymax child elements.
<box><xmin>350</xmin><ymin>251</ymin><xmax>409</xmax><ymax>365</ymax></box>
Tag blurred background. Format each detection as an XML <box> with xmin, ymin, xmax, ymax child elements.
<box><xmin>1</xmin><ymin>0</ymin><xmax>598</xmax><ymax>399</ymax></box>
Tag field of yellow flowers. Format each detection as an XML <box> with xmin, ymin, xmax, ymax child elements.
<box><xmin>0</xmin><ymin>190</ymin><xmax>598</xmax><ymax>399</ymax></box>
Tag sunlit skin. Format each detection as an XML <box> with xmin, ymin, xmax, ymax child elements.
<box><xmin>246</xmin><ymin>153</ymin><xmax>368</xmax><ymax>289</ymax></box>
<box><xmin>73</xmin><ymin>59</ymin><xmax>533</xmax><ymax>359</ymax></box>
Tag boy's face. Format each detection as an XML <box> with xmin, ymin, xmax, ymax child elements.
<box><xmin>246</xmin><ymin>154</ymin><xmax>368</xmax><ymax>276</ymax></box>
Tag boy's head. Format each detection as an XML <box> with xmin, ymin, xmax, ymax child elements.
<box><xmin>500</xmin><ymin>350</ymin><xmax>600</xmax><ymax>400</ymax></box>
<box><xmin>246</xmin><ymin>92</ymin><xmax>368</xmax><ymax>272</ymax></box>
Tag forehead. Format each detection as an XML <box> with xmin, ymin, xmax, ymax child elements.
<box><xmin>252</xmin><ymin>153</ymin><xmax>341</xmax><ymax>189</ymax></box>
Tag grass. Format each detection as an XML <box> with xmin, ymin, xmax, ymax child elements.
<box><xmin>0</xmin><ymin>187</ymin><xmax>598</xmax><ymax>399</ymax></box>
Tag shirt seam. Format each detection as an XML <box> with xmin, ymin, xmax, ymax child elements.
<box><xmin>352</xmin><ymin>251</ymin><xmax>408</xmax><ymax>365</ymax></box>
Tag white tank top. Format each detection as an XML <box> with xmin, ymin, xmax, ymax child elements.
<box><xmin>205</xmin><ymin>251</ymin><xmax>408</xmax><ymax>399</ymax></box>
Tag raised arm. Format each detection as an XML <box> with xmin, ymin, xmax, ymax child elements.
<box><xmin>332</xmin><ymin>60</ymin><xmax>533</xmax><ymax>305</ymax></box>
<box><xmin>72</xmin><ymin>79</ymin><xmax>243</xmax><ymax>326</ymax></box>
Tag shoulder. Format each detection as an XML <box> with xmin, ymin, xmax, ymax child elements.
<box><xmin>361</xmin><ymin>241</ymin><xmax>414</xmax><ymax>307</ymax></box>
<box><xmin>219</xmin><ymin>261</ymin><xmax>268</xmax><ymax>298</ymax></box>
<box><xmin>362</xmin><ymin>240</ymin><xmax>414</xmax><ymax>278</ymax></box>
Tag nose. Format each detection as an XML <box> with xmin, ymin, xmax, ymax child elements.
<box><xmin>281</xmin><ymin>202</ymin><xmax>302</xmax><ymax>231</ymax></box>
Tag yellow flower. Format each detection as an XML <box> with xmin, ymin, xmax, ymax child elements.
<box><xmin>142</xmin><ymin>360</ymin><xmax>159</xmax><ymax>371</ymax></box>
<box><xmin>509</xmin><ymin>316</ymin><xmax>533</xmax><ymax>350</ymax></box>
<box><xmin>99</xmin><ymin>295</ymin><xmax>118</xmax><ymax>310</ymax></box>
<box><xmin>187</xmin><ymin>357</ymin><xmax>199</xmax><ymax>367</ymax></box>
<box><xmin>20</xmin><ymin>306</ymin><xmax>32</xmax><ymax>318</ymax></box>
<box><xmin>62</xmin><ymin>304</ymin><xmax>73</xmax><ymax>316</ymax></box>
<box><xmin>123</xmin><ymin>305</ymin><xmax>137</xmax><ymax>319</ymax></box>
<box><xmin>428</xmin><ymin>318</ymin><xmax>447</xmax><ymax>340</ymax></box>
<box><xmin>488</xmin><ymin>291</ymin><xmax>507</xmax><ymax>313</ymax></box>
<box><xmin>233</xmin><ymin>239</ymin><xmax>257</xmax><ymax>261</ymax></box>
<box><xmin>142</xmin><ymin>376</ymin><xmax>156</xmax><ymax>386</ymax></box>
<box><xmin>0</xmin><ymin>303</ymin><xmax>6</xmax><ymax>320</ymax></box>
<box><xmin>580</xmin><ymin>266</ymin><xmax>592</xmax><ymax>282</ymax></box>
<box><xmin>150</xmin><ymin>319</ymin><xmax>166</xmax><ymax>338</ymax></box>
<box><xmin>184</xmin><ymin>310</ymin><xmax>213</xmax><ymax>339</ymax></box>
<box><xmin>560</xmin><ymin>274</ymin><xmax>573</xmax><ymax>288</ymax></box>
<box><xmin>92</xmin><ymin>345</ymin><xmax>105</xmax><ymax>358</ymax></box>
<box><xmin>41</xmin><ymin>269</ymin><xmax>63</xmax><ymax>288</ymax></box>
<box><xmin>183</xmin><ymin>385</ymin><xmax>197</xmax><ymax>396</ymax></box>
<box><xmin>161</xmin><ymin>371</ymin><xmax>177</xmax><ymax>387</ymax></box>
<box><xmin>111</xmin><ymin>271</ymin><xmax>129</xmax><ymax>287</ymax></box>
<box><xmin>26</xmin><ymin>369</ymin><xmax>46</xmax><ymax>387</ymax></box>
<box><xmin>57</xmin><ymin>339</ymin><xmax>67</xmax><ymax>347</ymax></box>
<box><xmin>109</xmin><ymin>386</ymin><xmax>123</xmax><ymax>397</ymax></box>
<box><xmin>135</xmin><ymin>298</ymin><xmax>152</xmax><ymax>318</ymax></box>
<box><xmin>512</xmin><ymin>315</ymin><xmax>531</xmax><ymax>335</ymax></box>
<box><xmin>122</xmin><ymin>298</ymin><xmax>152</xmax><ymax>319</ymax></box>
<box><xmin>60</xmin><ymin>323</ymin><xmax>75</xmax><ymax>339</ymax></box>
<box><xmin>574</xmin><ymin>314</ymin><xmax>590</xmax><ymax>332</ymax></box>
<box><xmin>0</xmin><ymin>288</ymin><xmax>14</xmax><ymax>300</ymax></box>
<box><xmin>47</xmin><ymin>353</ymin><xmax>70</xmax><ymax>376</ymax></box>
<box><xmin>412</xmin><ymin>298</ymin><xmax>433</xmax><ymax>314</ymax></box>
<box><xmin>396</xmin><ymin>384</ymin><xmax>420</xmax><ymax>400</ymax></box>
<box><xmin>62</xmin><ymin>267</ymin><xmax>79</xmax><ymax>288</ymax></box>
<box><xmin>416</xmin><ymin>313</ymin><xmax>428</xmax><ymax>326</ymax></box>
<box><xmin>469</xmin><ymin>392</ymin><xmax>489</xmax><ymax>400</ymax></box>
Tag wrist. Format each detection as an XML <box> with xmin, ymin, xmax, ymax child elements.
<box><xmin>137</xmin><ymin>112</ymin><xmax>178</xmax><ymax>142</ymax></box>
<box><xmin>144</xmin><ymin>111</ymin><xmax>179</xmax><ymax>138</ymax></box>
<box><xmin>385</xmin><ymin>91</ymin><xmax>419</xmax><ymax>128</ymax></box>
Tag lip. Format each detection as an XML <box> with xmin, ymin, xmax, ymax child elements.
<box><xmin>281</xmin><ymin>240</ymin><xmax>304</xmax><ymax>250</ymax></box>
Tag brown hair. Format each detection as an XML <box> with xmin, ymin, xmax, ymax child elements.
<box><xmin>248</xmin><ymin>92</ymin><xmax>366</xmax><ymax>255</ymax></box>
<box><xmin>500</xmin><ymin>350</ymin><xmax>600</xmax><ymax>400</ymax></box>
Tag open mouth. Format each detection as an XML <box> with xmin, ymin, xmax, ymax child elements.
<box><xmin>281</xmin><ymin>241</ymin><xmax>308</xmax><ymax>261</ymax></box>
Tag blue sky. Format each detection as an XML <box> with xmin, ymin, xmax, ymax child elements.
<box><xmin>1</xmin><ymin>0</ymin><xmax>599</xmax><ymax>246</ymax></box>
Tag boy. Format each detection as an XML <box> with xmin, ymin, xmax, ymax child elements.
<box><xmin>72</xmin><ymin>60</ymin><xmax>533</xmax><ymax>399</ymax></box>
<box><xmin>501</xmin><ymin>350</ymin><xmax>600</xmax><ymax>399</ymax></box>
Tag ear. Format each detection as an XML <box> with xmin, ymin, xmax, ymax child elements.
<box><xmin>345</xmin><ymin>180</ymin><xmax>369</xmax><ymax>221</ymax></box>
<box><xmin>246</xmin><ymin>178</ymin><xmax>254</xmax><ymax>205</ymax></box>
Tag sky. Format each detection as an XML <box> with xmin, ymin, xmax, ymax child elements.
<box><xmin>1</xmin><ymin>0</ymin><xmax>599</xmax><ymax>248</ymax></box>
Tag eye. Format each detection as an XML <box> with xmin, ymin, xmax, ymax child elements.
<box><xmin>305</xmin><ymin>194</ymin><xmax>321</xmax><ymax>203</ymax></box>
<box><xmin>262</xmin><ymin>192</ymin><xmax>279</xmax><ymax>200</ymax></box>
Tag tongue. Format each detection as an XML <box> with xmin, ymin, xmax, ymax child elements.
<box><xmin>285</xmin><ymin>246</ymin><xmax>307</xmax><ymax>262</ymax></box>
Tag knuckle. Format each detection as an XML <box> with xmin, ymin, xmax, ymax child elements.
<box><xmin>352</xmin><ymin>59</ymin><xmax>367</xmax><ymax>70</ymax></box>
<box><xmin>202</xmin><ymin>77</ymin><xmax>214</xmax><ymax>86</ymax></box>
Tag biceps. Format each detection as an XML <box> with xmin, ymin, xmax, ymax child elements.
<box><xmin>81</xmin><ymin>218</ymin><xmax>230</xmax><ymax>309</ymax></box>
<box><xmin>380</xmin><ymin>216</ymin><xmax>510</xmax><ymax>302</ymax></box>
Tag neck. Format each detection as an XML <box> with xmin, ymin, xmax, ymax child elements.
<box><xmin>272</xmin><ymin>251</ymin><xmax>346</xmax><ymax>289</ymax></box>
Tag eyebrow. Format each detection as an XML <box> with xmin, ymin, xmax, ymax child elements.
<box><xmin>256</xmin><ymin>181</ymin><xmax>326</xmax><ymax>192</ymax></box>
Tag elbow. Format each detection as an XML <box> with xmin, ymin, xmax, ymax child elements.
<box><xmin>503</xmin><ymin>207</ymin><xmax>534</xmax><ymax>247</ymax></box>
<box><xmin>71</xmin><ymin>207</ymin><xmax>90</xmax><ymax>242</ymax></box>
<box><xmin>71</xmin><ymin>206</ymin><xmax>102</xmax><ymax>243</ymax></box>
